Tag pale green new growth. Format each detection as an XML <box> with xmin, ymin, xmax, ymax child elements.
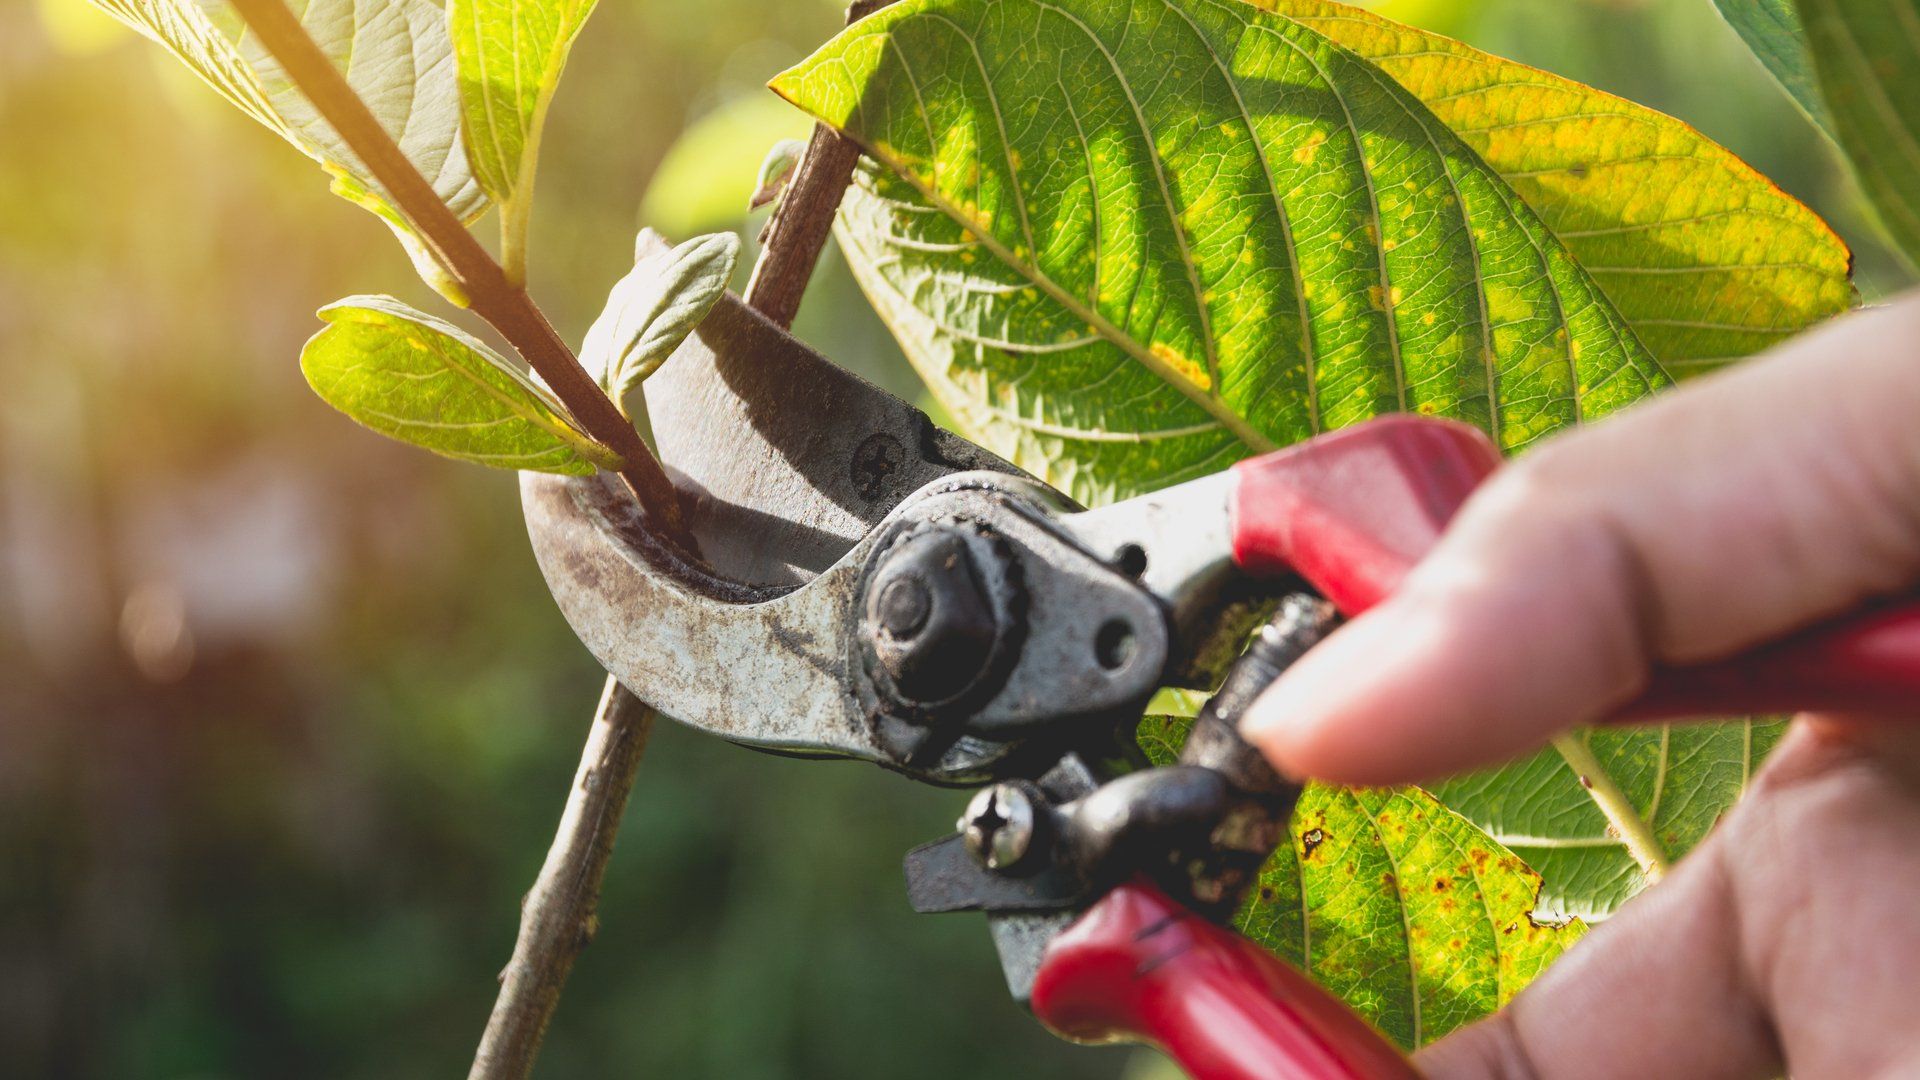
<box><xmin>750</xmin><ymin>138</ymin><xmax>809</xmax><ymax>211</ymax></box>
<box><xmin>1138</xmin><ymin>716</ymin><xmax>1583</xmax><ymax>1049</ymax></box>
<box><xmin>581</xmin><ymin>231</ymin><xmax>740</xmax><ymax>418</ymax></box>
<box><xmin>1714</xmin><ymin>0</ymin><xmax>1837</xmax><ymax>136</ymax></box>
<box><xmin>303</xmin><ymin>296</ymin><xmax>622</xmax><ymax>474</ymax></box>
<box><xmin>89</xmin><ymin>0</ymin><xmax>488</xmax><ymax>302</ymax></box>
<box><xmin>450</xmin><ymin>0</ymin><xmax>603</xmax><ymax>282</ymax></box>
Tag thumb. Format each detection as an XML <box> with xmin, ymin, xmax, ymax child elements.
<box><xmin>1242</xmin><ymin>294</ymin><xmax>1920</xmax><ymax>785</ymax></box>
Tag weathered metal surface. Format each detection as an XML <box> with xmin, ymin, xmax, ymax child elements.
<box><xmin>522</xmin><ymin>468</ymin><xmax>877</xmax><ymax>756</ymax></box>
<box><xmin>525</xmin><ymin>465</ymin><xmax>1176</xmax><ymax>778</ymax></box>
<box><xmin>638</xmin><ymin>232</ymin><xmax>1017</xmax><ymax>586</ymax></box>
<box><xmin>1053</xmin><ymin>471</ymin><xmax>1277</xmax><ymax>689</ymax></box>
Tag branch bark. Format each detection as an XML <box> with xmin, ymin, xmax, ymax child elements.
<box><xmin>468</xmin><ymin>680</ymin><xmax>655</xmax><ymax>1080</ymax></box>
<box><xmin>741</xmin><ymin>0</ymin><xmax>894</xmax><ymax>327</ymax></box>
<box><xmin>458</xmin><ymin>49</ymin><xmax>875</xmax><ymax>1080</ymax></box>
<box><xmin>225</xmin><ymin>0</ymin><xmax>688</xmax><ymax>545</ymax></box>
<box><xmin>458</xmin><ymin>0</ymin><xmax>887</xmax><ymax>1070</ymax></box>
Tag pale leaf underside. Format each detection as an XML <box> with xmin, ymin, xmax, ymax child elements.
<box><xmin>582</xmin><ymin>230</ymin><xmax>740</xmax><ymax>413</ymax></box>
<box><xmin>91</xmin><ymin>0</ymin><xmax>487</xmax><ymax>282</ymax></box>
<box><xmin>1436</xmin><ymin>720</ymin><xmax>1786</xmax><ymax>921</ymax></box>
<box><xmin>1797</xmin><ymin>0</ymin><xmax>1920</xmax><ymax>270</ymax></box>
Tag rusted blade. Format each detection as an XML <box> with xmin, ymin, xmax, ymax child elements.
<box><xmin>522</xmin><ymin>234</ymin><xmax>1026</xmax><ymax>758</ymax></box>
<box><xmin>640</xmin><ymin>233</ymin><xmax>1016</xmax><ymax>586</ymax></box>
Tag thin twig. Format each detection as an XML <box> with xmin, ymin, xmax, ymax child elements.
<box><xmin>226</xmin><ymin>0</ymin><xmax>688</xmax><ymax>544</ymax></box>
<box><xmin>743</xmin><ymin>124</ymin><xmax>864</xmax><ymax>327</ymax></box>
<box><xmin>465</xmin><ymin>1</ymin><xmax>884</xmax><ymax>1071</ymax></box>
<box><xmin>460</xmin><ymin>51</ymin><xmax>875</xmax><ymax>1080</ymax></box>
<box><xmin>741</xmin><ymin>0</ymin><xmax>894</xmax><ymax>327</ymax></box>
<box><xmin>469</xmin><ymin>679</ymin><xmax>655</xmax><ymax>1080</ymax></box>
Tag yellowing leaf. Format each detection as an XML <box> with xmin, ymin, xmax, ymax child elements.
<box><xmin>1138</xmin><ymin>716</ymin><xmax>1583</xmax><ymax>1048</ymax></box>
<box><xmin>450</xmin><ymin>0</ymin><xmax>601</xmax><ymax>281</ymax></box>
<box><xmin>303</xmin><ymin>296</ymin><xmax>620</xmax><ymax>474</ymax></box>
<box><xmin>1272</xmin><ymin>0</ymin><xmax>1852</xmax><ymax>375</ymax></box>
<box><xmin>89</xmin><ymin>0</ymin><xmax>488</xmax><ymax>297</ymax></box>
<box><xmin>778</xmin><ymin>0</ymin><xmax>1671</xmax><ymax>506</ymax></box>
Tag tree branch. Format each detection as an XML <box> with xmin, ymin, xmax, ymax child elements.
<box><xmin>741</xmin><ymin>0</ymin><xmax>894</xmax><ymax>327</ymax></box>
<box><xmin>468</xmin><ymin>679</ymin><xmax>655</xmax><ymax>1080</ymax></box>
<box><xmin>225</xmin><ymin>0</ymin><xmax>688</xmax><ymax>545</ymax></box>
<box><xmin>459</xmin><ymin>0</ymin><xmax>886</xmax><ymax>1071</ymax></box>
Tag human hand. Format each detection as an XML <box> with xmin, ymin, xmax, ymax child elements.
<box><xmin>1241</xmin><ymin>296</ymin><xmax>1920</xmax><ymax>1078</ymax></box>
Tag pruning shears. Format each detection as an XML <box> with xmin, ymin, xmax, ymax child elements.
<box><xmin>521</xmin><ymin>235</ymin><xmax>1920</xmax><ymax>1079</ymax></box>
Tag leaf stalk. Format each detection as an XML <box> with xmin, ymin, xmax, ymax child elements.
<box><xmin>226</xmin><ymin>0</ymin><xmax>687</xmax><ymax>543</ymax></box>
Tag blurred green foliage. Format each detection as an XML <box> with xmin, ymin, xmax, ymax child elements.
<box><xmin>0</xmin><ymin>0</ymin><xmax>1906</xmax><ymax>1077</ymax></box>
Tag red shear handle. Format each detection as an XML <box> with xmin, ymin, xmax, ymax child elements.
<box><xmin>1228</xmin><ymin>415</ymin><xmax>1920</xmax><ymax>720</ymax></box>
<box><xmin>1030</xmin><ymin>880</ymin><xmax>1420</xmax><ymax>1080</ymax></box>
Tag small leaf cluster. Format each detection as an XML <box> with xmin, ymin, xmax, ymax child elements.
<box><xmin>91</xmin><ymin>0</ymin><xmax>738</xmax><ymax>474</ymax></box>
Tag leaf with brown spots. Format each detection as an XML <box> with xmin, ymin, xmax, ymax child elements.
<box><xmin>1436</xmin><ymin>719</ymin><xmax>1787</xmax><ymax>922</ymax></box>
<box><xmin>1137</xmin><ymin>715</ymin><xmax>1584</xmax><ymax>1050</ymax></box>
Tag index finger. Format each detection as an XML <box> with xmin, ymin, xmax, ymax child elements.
<box><xmin>1241</xmin><ymin>294</ymin><xmax>1920</xmax><ymax>785</ymax></box>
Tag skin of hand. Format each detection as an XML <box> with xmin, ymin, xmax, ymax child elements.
<box><xmin>1240</xmin><ymin>294</ymin><xmax>1920</xmax><ymax>1079</ymax></box>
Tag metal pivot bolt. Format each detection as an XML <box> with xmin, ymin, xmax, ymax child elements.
<box><xmin>961</xmin><ymin>782</ymin><xmax>1043</xmax><ymax>872</ymax></box>
<box><xmin>865</xmin><ymin>528</ymin><xmax>1002</xmax><ymax>704</ymax></box>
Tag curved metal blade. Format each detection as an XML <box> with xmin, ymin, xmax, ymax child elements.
<box><xmin>641</xmin><ymin>234</ymin><xmax>1019</xmax><ymax>586</ymax></box>
<box><xmin>523</xmin><ymin>233</ymin><xmax>1030</xmax><ymax>757</ymax></box>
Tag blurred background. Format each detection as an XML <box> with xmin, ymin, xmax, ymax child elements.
<box><xmin>0</xmin><ymin>0</ymin><xmax>1907</xmax><ymax>1076</ymax></box>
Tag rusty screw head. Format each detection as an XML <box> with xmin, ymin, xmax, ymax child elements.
<box><xmin>960</xmin><ymin>782</ymin><xmax>1039</xmax><ymax>872</ymax></box>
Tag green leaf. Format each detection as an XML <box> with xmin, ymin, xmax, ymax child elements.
<box><xmin>450</xmin><ymin>0</ymin><xmax>601</xmax><ymax>282</ymax></box>
<box><xmin>1138</xmin><ymin>716</ymin><xmax>1583</xmax><ymax>1049</ymax></box>
<box><xmin>89</xmin><ymin>0</ymin><xmax>488</xmax><ymax>298</ymax></box>
<box><xmin>302</xmin><ymin>296</ymin><xmax>620</xmax><ymax>474</ymax></box>
<box><xmin>1435</xmin><ymin>720</ymin><xmax>1786</xmax><ymax>921</ymax></box>
<box><xmin>1795</xmin><ymin>0</ymin><xmax>1920</xmax><ymax>270</ymax></box>
<box><xmin>786</xmin><ymin>0</ymin><xmax>1822</xmax><ymax>925</ymax></box>
<box><xmin>1277</xmin><ymin>0</ymin><xmax>1851</xmax><ymax>376</ymax></box>
<box><xmin>581</xmin><ymin>230</ymin><xmax>740</xmax><ymax>418</ymax></box>
<box><xmin>1712</xmin><ymin>0</ymin><xmax>1837</xmax><ymax>136</ymax></box>
<box><xmin>775</xmin><ymin>0</ymin><xmax>1674</xmax><ymax>506</ymax></box>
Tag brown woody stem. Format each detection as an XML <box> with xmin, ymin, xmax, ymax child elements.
<box><xmin>467</xmin><ymin>680</ymin><xmax>655</xmax><ymax>1080</ymax></box>
<box><xmin>226</xmin><ymin>0</ymin><xmax>687</xmax><ymax>543</ymax></box>
<box><xmin>741</xmin><ymin>0</ymin><xmax>893</xmax><ymax>327</ymax></box>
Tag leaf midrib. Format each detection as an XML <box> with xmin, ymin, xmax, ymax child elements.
<box><xmin>832</xmin><ymin>108</ymin><xmax>1277</xmax><ymax>450</ymax></box>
